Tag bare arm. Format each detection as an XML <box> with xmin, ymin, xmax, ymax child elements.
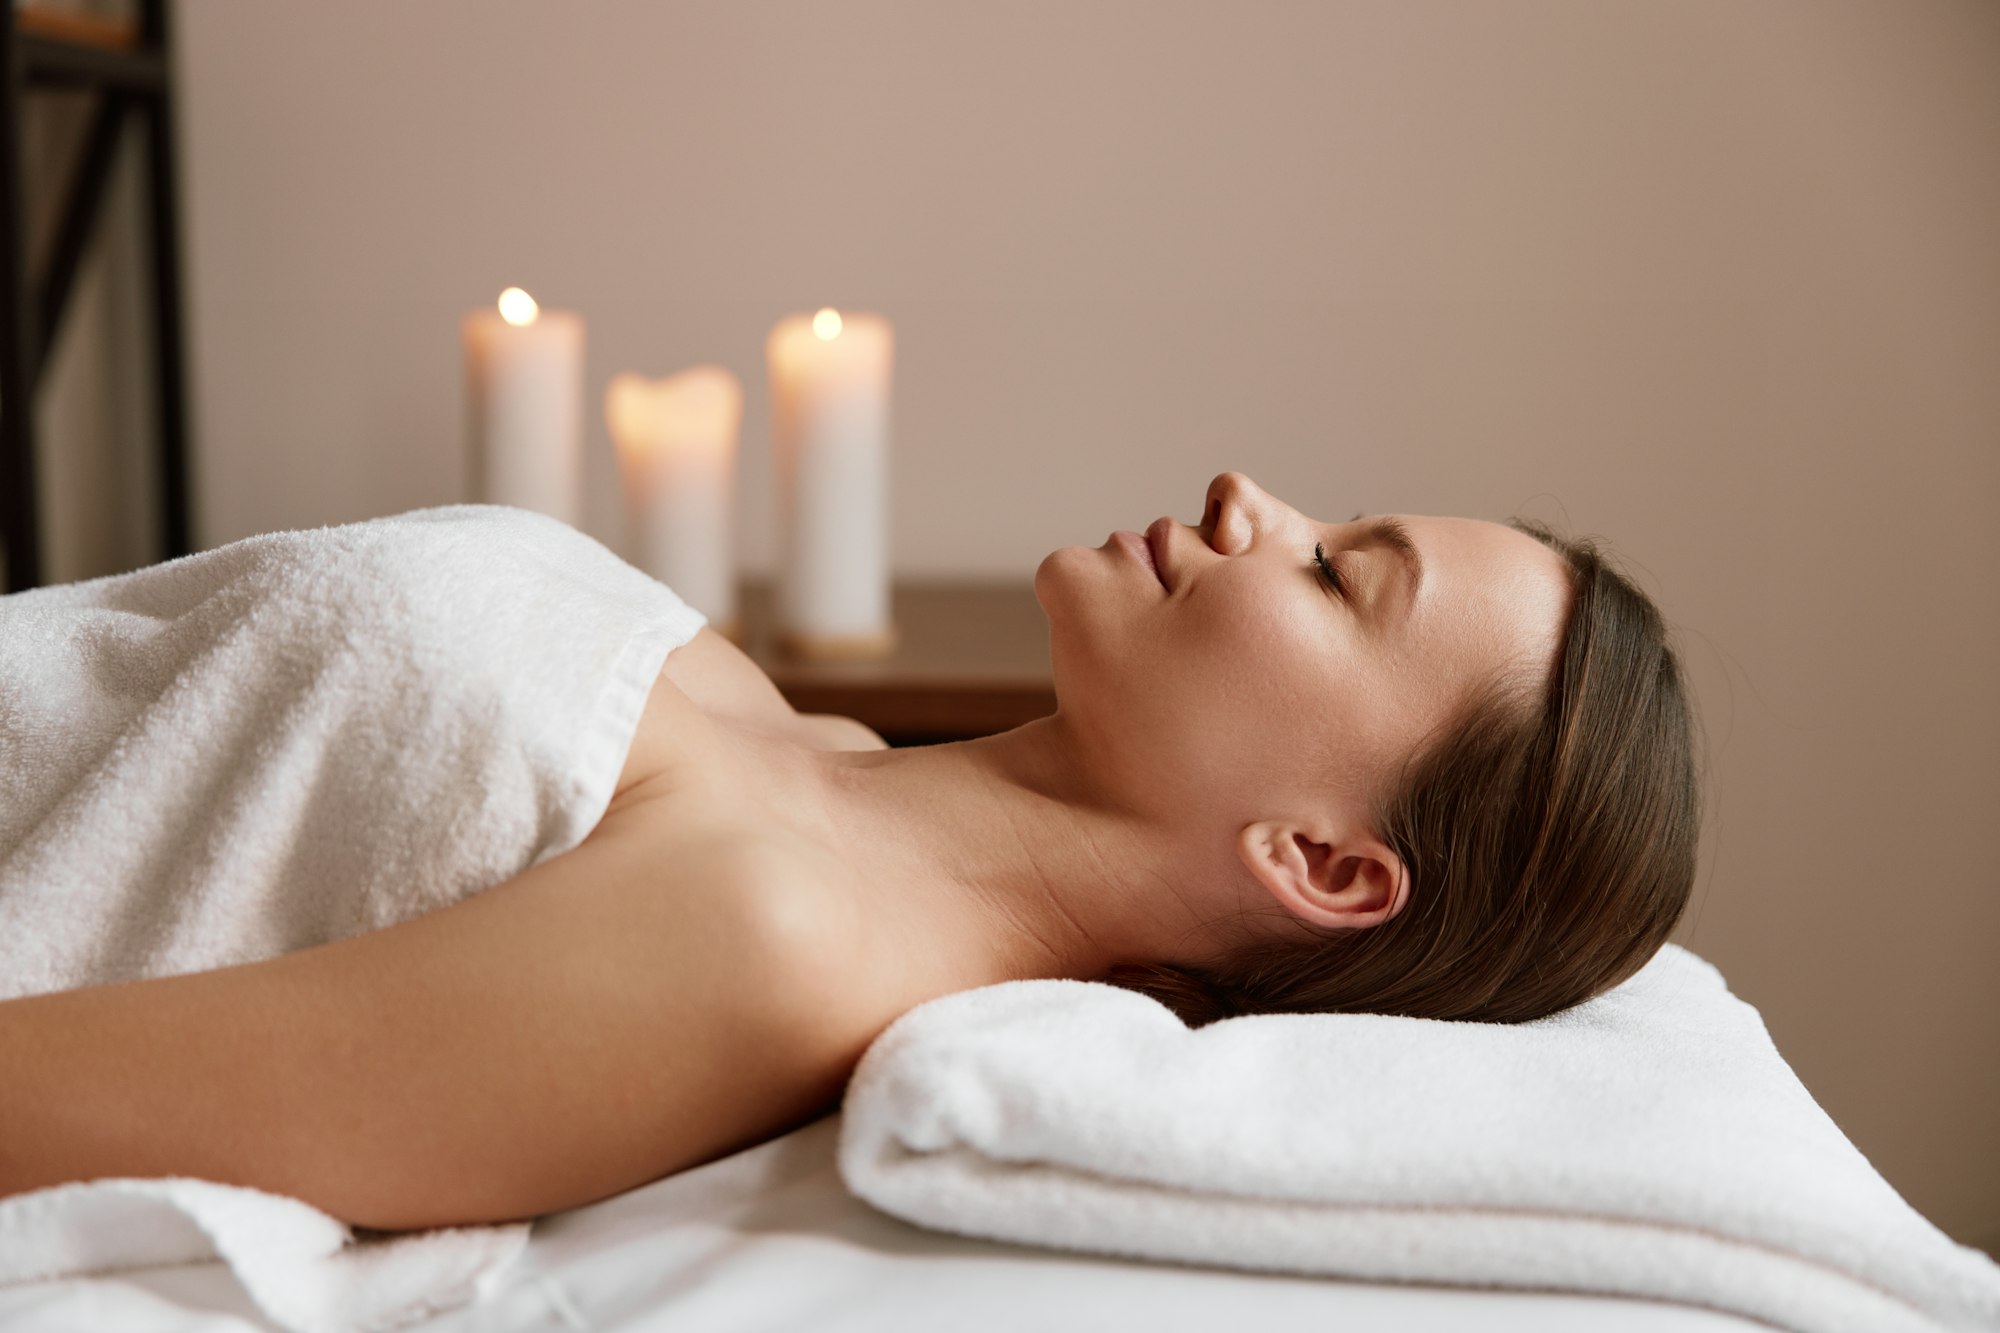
<box><xmin>0</xmin><ymin>816</ymin><xmax>871</xmax><ymax>1230</ymax></box>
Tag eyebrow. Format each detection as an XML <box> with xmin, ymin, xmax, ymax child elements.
<box><xmin>1348</xmin><ymin>512</ymin><xmax>1425</xmax><ymax>618</ymax></box>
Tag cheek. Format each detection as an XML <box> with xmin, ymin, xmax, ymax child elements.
<box><xmin>1191</xmin><ymin>582</ymin><xmax>1335</xmax><ymax>702</ymax></box>
<box><xmin>1206</xmin><ymin>588</ymin><xmax>1447</xmax><ymax>793</ymax></box>
<box><xmin>1040</xmin><ymin>558</ymin><xmax>1387</xmax><ymax>779</ymax></box>
<box><xmin>1148</xmin><ymin>584</ymin><xmax>1364</xmax><ymax>769</ymax></box>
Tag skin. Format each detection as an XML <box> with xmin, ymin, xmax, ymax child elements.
<box><xmin>0</xmin><ymin>472</ymin><xmax>1569</xmax><ymax>1230</ymax></box>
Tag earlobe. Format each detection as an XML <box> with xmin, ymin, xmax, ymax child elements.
<box><xmin>1237</xmin><ymin>820</ymin><xmax>1409</xmax><ymax>932</ymax></box>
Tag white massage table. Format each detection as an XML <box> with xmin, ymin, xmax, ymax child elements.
<box><xmin>0</xmin><ymin>1117</ymin><xmax>1768</xmax><ymax>1332</ymax></box>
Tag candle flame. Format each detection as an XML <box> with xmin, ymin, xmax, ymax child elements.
<box><xmin>812</xmin><ymin>307</ymin><xmax>843</xmax><ymax>340</ymax></box>
<box><xmin>498</xmin><ymin>287</ymin><xmax>540</xmax><ymax>327</ymax></box>
<box><xmin>607</xmin><ymin>367</ymin><xmax>744</xmax><ymax>456</ymax></box>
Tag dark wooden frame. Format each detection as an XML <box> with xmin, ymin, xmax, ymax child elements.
<box><xmin>1</xmin><ymin>0</ymin><xmax>191</xmax><ymax>592</ymax></box>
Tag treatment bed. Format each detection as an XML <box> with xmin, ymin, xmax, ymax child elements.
<box><xmin>5</xmin><ymin>514</ymin><xmax>1994</xmax><ymax>1333</ymax></box>
<box><xmin>0</xmin><ymin>1115</ymin><xmax>1768</xmax><ymax>1333</ymax></box>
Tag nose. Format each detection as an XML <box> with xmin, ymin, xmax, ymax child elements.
<box><xmin>1201</xmin><ymin>471</ymin><xmax>1270</xmax><ymax>556</ymax></box>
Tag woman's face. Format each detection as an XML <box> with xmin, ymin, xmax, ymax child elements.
<box><xmin>1034</xmin><ymin>472</ymin><xmax>1571</xmax><ymax>830</ymax></box>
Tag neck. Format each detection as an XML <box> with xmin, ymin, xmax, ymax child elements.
<box><xmin>778</xmin><ymin>719</ymin><xmax>1230</xmax><ymax>998</ymax></box>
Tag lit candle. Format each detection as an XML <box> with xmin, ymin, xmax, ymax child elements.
<box><xmin>462</xmin><ymin>287</ymin><xmax>584</xmax><ymax>524</ymax></box>
<box><xmin>766</xmin><ymin>307</ymin><xmax>895</xmax><ymax>658</ymax></box>
<box><xmin>607</xmin><ymin>365</ymin><xmax>743</xmax><ymax>635</ymax></box>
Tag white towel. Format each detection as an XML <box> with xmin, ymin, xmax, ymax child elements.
<box><xmin>839</xmin><ymin>944</ymin><xmax>2000</xmax><ymax>1333</ymax></box>
<box><xmin>0</xmin><ymin>1177</ymin><xmax>527</xmax><ymax>1333</ymax></box>
<box><xmin>0</xmin><ymin>505</ymin><xmax>707</xmax><ymax>1330</ymax></box>
<box><xmin>0</xmin><ymin>504</ymin><xmax>706</xmax><ymax>1000</ymax></box>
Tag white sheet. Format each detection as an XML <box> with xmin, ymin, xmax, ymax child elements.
<box><xmin>0</xmin><ymin>1117</ymin><xmax>1770</xmax><ymax>1333</ymax></box>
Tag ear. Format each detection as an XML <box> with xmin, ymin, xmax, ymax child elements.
<box><xmin>1236</xmin><ymin>818</ymin><xmax>1410</xmax><ymax>932</ymax></box>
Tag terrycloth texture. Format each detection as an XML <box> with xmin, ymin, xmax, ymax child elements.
<box><xmin>0</xmin><ymin>1177</ymin><xmax>528</xmax><ymax>1333</ymax></box>
<box><xmin>0</xmin><ymin>505</ymin><xmax>706</xmax><ymax>1330</ymax></box>
<box><xmin>840</xmin><ymin>944</ymin><xmax>2000</xmax><ymax>1333</ymax></box>
<box><xmin>0</xmin><ymin>504</ymin><xmax>705</xmax><ymax>999</ymax></box>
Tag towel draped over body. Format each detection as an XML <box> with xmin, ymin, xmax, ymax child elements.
<box><xmin>0</xmin><ymin>504</ymin><xmax>706</xmax><ymax>1000</ymax></box>
<box><xmin>0</xmin><ymin>505</ymin><xmax>707</xmax><ymax>1331</ymax></box>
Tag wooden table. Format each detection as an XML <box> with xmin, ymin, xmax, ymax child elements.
<box><xmin>737</xmin><ymin>580</ymin><xmax>1055</xmax><ymax>746</ymax></box>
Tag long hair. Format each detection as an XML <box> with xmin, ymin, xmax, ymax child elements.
<box><xmin>1107</xmin><ymin>520</ymin><xmax>1700</xmax><ymax>1025</ymax></box>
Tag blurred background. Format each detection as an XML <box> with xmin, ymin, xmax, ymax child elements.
<box><xmin>13</xmin><ymin>0</ymin><xmax>1997</xmax><ymax>1255</ymax></box>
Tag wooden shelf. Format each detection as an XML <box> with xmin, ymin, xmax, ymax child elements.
<box><xmin>737</xmin><ymin>580</ymin><xmax>1056</xmax><ymax>744</ymax></box>
<box><xmin>14</xmin><ymin>7</ymin><xmax>162</xmax><ymax>91</ymax></box>
<box><xmin>15</xmin><ymin>6</ymin><xmax>140</xmax><ymax>51</ymax></box>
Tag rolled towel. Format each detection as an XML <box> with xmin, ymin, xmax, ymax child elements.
<box><xmin>838</xmin><ymin>944</ymin><xmax>2000</xmax><ymax>1333</ymax></box>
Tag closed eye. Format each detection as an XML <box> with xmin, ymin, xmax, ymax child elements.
<box><xmin>1312</xmin><ymin>542</ymin><xmax>1344</xmax><ymax>596</ymax></box>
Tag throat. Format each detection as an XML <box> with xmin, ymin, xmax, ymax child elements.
<box><xmin>620</xmin><ymin>693</ymin><xmax>1168</xmax><ymax>1000</ymax></box>
<box><xmin>794</xmin><ymin>727</ymin><xmax>1146</xmax><ymax>991</ymax></box>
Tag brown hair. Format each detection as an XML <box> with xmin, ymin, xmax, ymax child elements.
<box><xmin>1108</xmin><ymin>519</ymin><xmax>1700</xmax><ymax>1026</ymax></box>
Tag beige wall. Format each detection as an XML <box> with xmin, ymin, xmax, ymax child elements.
<box><xmin>46</xmin><ymin>0</ymin><xmax>2000</xmax><ymax>1250</ymax></box>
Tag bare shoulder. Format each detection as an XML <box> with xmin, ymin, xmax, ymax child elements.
<box><xmin>680</xmin><ymin>832</ymin><xmax>887</xmax><ymax>1038</ymax></box>
<box><xmin>671</xmin><ymin>834</ymin><xmax>841</xmax><ymax>957</ymax></box>
<box><xmin>591</xmin><ymin>808</ymin><xmax>890</xmax><ymax>1056</ymax></box>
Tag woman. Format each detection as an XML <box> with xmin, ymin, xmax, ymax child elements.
<box><xmin>0</xmin><ymin>471</ymin><xmax>1697</xmax><ymax>1232</ymax></box>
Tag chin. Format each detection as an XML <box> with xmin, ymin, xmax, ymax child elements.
<box><xmin>1032</xmin><ymin>545</ymin><xmax>1090</xmax><ymax>614</ymax></box>
<box><xmin>1036</xmin><ymin>549</ymin><xmax>1146</xmax><ymax>713</ymax></box>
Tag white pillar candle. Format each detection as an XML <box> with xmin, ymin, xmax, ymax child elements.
<box><xmin>766</xmin><ymin>307</ymin><xmax>895</xmax><ymax>659</ymax></box>
<box><xmin>462</xmin><ymin>287</ymin><xmax>584</xmax><ymax>524</ymax></box>
<box><xmin>607</xmin><ymin>365</ymin><xmax>743</xmax><ymax>635</ymax></box>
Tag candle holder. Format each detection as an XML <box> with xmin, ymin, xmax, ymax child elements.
<box><xmin>776</xmin><ymin>624</ymin><xmax>899</xmax><ymax>662</ymax></box>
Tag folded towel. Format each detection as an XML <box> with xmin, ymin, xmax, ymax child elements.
<box><xmin>839</xmin><ymin>944</ymin><xmax>2000</xmax><ymax>1333</ymax></box>
<box><xmin>0</xmin><ymin>506</ymin><xmax>707</xmax><ymax>1329</ymax></box>
<box><xmin>0</xmin><ymin>1178</ymin><xmax>528</xmax><ymax>1333</ymax></box>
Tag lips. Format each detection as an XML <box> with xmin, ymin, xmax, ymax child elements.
<box><xmin>1144</xmin><ymin>516</ymin><xmax>1175</xmax><ymax>591</ymax></box>
<box><xmin>1112</xmin><ymin>529</ymin><xmax>1166</xmax><ymax>589</ymax></box>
